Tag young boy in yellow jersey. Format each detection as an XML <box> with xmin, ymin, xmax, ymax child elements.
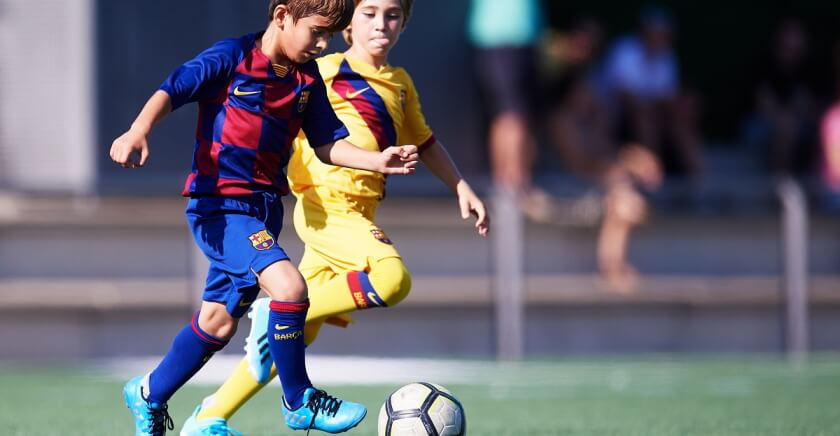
<box><xmin>180</xmin><ymin>0</ymin><xmax>489</xmax><ymax>434</ymax></box>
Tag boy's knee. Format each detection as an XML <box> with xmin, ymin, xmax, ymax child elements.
<box><xmin>367</xmin><ymin>257</ymin><xmax>412</xmax><ymax>307</ymax></box>
<box><xmin>259</xmin><ymin>260</ymin><xmax>308</xmax><ymax>302</ymax></box>
<box><xmin>197</xmin><ymin>304</ymin><xmax>238</xmax><ymax>340</ymax></box>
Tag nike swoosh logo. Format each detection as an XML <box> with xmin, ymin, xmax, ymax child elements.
<box><xmin>345</xmin><ymin>87</ymin><xmax>370</xmax><ymax>99</ymax></box>
<box><xmin>234</xmin><ymin>86</ymin><xmax>260</xmax><ymax>96</ymax></box>
<box><xmin>239</xmin><ymin>299</ymin><xmax>253</xmax><ymax>307</ymax></box>
<box><xmin>367</xmin><ymin>292</ymin><xmax>382</xmax><ymax>306</ymax></box>
<box><xmin>275</xmin><ymin>324</ymin><xmax>290</xmax><ymax>331</ymax></box>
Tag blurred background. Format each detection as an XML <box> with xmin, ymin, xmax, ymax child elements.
<box><xmin>1</xmin><ymin>0</ymin><xmax>840</xmax><ymax>362</ymax></box>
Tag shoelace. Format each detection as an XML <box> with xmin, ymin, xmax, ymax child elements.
<box><xmin>141</xmin><ymin>387</ymin><xmax>174</xmax><ymax>435</ymax></box>
<box><xmin>304</xmin><ymin>389</ymin><xmax>343</xmax><ymax>435</ymax></box>
<box><xmin>149</xmin><ymin>405</ymin><xmax>175</xmax><ymax>435</ymax></box>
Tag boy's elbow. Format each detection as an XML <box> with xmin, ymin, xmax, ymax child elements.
<box><xmin>313</xmin><ymin>143</ymin><xmax>335</xmax><ymax>164</ymax></box>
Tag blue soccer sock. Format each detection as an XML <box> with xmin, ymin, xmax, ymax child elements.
<box><xmin>268</xmin><ymin>299</ymin><xmax>312</xmax><ymax>410</ymax></box>
<box><xmin>147</xmin><ymin>312</ymin><xmax>228</xmax><ymax>404</ymax></box>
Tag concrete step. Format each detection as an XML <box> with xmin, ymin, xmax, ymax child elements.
<box><xmin>4</xmin><ymin>196</ymin><xmax>840</xmax><ymax>278</ymax></box>
<box><xmin>3</xmin><ymin>275</ymin><xmax>840</xmax><ymax>310</ymax></box>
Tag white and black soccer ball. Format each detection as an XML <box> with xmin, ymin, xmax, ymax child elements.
<box><xmin>378</xmin><ymin>382</ymin><xmax>466</xmax><ymax>436</ymax></box>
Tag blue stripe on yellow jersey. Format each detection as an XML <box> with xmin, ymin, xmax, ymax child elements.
<box><xmin>288</xmin><ymin>53</ymin><xmax>436</xmax><ymax>200</ymax></box>
<box><xmin>331</xmin><ymin>60</ymin><xmax>397</xmax><ymax>151</ymax></box>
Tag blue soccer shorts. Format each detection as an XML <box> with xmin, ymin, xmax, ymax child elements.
<box><xmin>186</xmin><ymin>192</ymin><xmax>290</xmax><ymax>318</ymax></box>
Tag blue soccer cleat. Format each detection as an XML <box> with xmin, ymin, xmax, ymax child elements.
<box><xmin>244</xmin><ymin>297</ymin><xmax>273</xmax><ymax>384</ymax></box>
<box><xmin>282</xmin><ymin>387</ymin><xmax>367</xmax><ymax>433</ymax></box>
<box><xmin>123</xmin><ymin>375</ymin><xmax>174</xmax><ymax>436</ymax></box>
<box><xmin>179</xmin><ymin>403</ymin><xmax>242</xmax><ymax>436</ymax></box>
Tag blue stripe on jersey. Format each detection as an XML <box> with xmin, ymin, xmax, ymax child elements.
<box><xmin>192</xmin><ymin>174</ymin><xmax>220</xmax><ymax>194</ymax></box>
<box><xmin>217</xmin><ymin>146</ymin><xmax>257</xmax><ymax>182</ymax></box>
<box><xmin>258</xmin><ymin>116</ymin><xmax>292</xmax><ymax>154</ymax></box>
<box><xmin>199</xmin><ymin>104</ymin><xmax>224</xmax><ymax>142</ymax></box>
<box><xmin>227</xmin><ymin>74</ymin><xmax>266</xmax><ymax>113</ymax></box>
<box><xmin>336</xmin><ymin>60</ymin><xmax>397</xmax><ymax>148</ymax></box>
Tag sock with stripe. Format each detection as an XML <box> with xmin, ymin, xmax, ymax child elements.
<box><xmin>197</xmin><ymin>319</ymin><xmax>330</xmax><ymax>421</ymax></box>
<box><xmin>146</xmin><ymin>312</ymin><xmax>228</xmax><ymax>404</ymax></box>
<box><xmin>268</xmin><ymin>300</ymin><xmax>312</xmax><ymax>410</ymax></box>
<box><xmin>306</xmin><ymin>258</ymin><xmax>410</xmax><ymax>321</ymax></box>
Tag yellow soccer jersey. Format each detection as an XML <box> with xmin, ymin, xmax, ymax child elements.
<box><xmin>288</xmin><ymin>53</ymin><xmax>436</xmax><ymax>199</ymax></box>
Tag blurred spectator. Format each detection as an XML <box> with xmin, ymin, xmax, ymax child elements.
<box><xmin>467</xmin><ymin>0</ymin><xmax>542</xmax><ymax>193</ymax></box>
<box><xmin>543</xmin><ymin>18</ymin><xmax>611</xmax><ymax>181</ymax></box>
<box><xmin>597</xmin><ymin>145</ymin><xmax>662</xmax><ymax>293</ymax></box>
<box><xmin>823</xmin><ymin>40</ymin><xmax>840</xmax><ymax>205</ymax></box>
<box><xmin>743</xmin><ymin>18</ymin><xmax>821</xmax><ymax>177</ymax></box>
<box><xmin>542</xmin><ymin>18</ymin><xmax>663</xmax><ymax>293</ymax></box>
<box><xmin>821</xmin><ymin>103</ymin><xmax>840</xmax><ymax>193</ymax></box>
<box><xmin>597</xmin><ymin>6</ymin><xmax>702</xmax><ymax>177</ymax></box>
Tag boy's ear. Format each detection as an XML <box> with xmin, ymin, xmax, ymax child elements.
<box><xmin>272</xmin><ymin>4</ymin><xmax>289</xmax><ymax>29</ymax></box>
<box><xmin>342</xmin><ymin>26</ymin><xmax>353</xmax><ymax>45</ymax></box>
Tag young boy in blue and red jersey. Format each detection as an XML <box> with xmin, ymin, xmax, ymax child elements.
<box><xmin>177</xmin><ymin>0</ymin><xmax>489</xmax><ymax>434</ymax></box>
<box><xmin>109</xmin><ymin>0</ymin><xmax>418</xmax><ymax>434</ymax></box>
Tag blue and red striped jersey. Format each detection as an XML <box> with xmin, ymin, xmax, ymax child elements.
<box><xmin>159</xmin><ymin>32</ymin><xmax>349</xmax><ymax>196</ymax></box>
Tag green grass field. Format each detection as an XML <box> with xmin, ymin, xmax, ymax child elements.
<box><xmin>2</xmin><ymin>355</ymin><xmax>840</xmax><ymax>435</ymax></box>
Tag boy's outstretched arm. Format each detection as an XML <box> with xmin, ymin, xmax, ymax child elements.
<box><xmin>314</xmin><ymin>139</ymin><xmax>419</xmax><ymax>175</ymax></box>
<box><xmin>110</xmin><ymin>90</ymin><xmax>172</xmax><ymax>168</ymax></box>
<box><xmin>421</xmin><ymin>141</ymin><xmax>490</xmax><ymax>236</ymax></box>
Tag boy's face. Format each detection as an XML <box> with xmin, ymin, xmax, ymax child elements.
<box><xmin>350</xmin><ymin>0</ymin><xmax>404</xmax><ymax>58</ymax></box>
<box><xmin>279</xmin><ymin>11</ymin><xmax>334</xmax><ymax>63</ymax></box>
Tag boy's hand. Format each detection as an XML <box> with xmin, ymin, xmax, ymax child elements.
<box><xmin>457</xmin><ymin>182</ymin><xmax>490</xmax><ymax>237</ymax></box>
<box><xmin>110</xmin><ymin>128</ymin><xmax>150</xmax><ymax>168</ymax></box>
<box><xmin>380</xmin><ymin>145</ymin><xmax>419</xmax><ymax>175</ymax></box>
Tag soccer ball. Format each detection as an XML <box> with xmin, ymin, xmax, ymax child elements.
<box><xmin>378</xmin><ymin>382</ymin><xmax>466</xmax><ymax>436</ymax></box>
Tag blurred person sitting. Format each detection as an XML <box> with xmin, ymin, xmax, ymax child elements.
<box><xmin>597</xmin><ymin>6</ymin><xmax>702</xmax><ymax>178</ymax></box>
<box><xmin>467</xmin><ymin>0</ymin><xmax>542</xmax><ymax>195</ymax></box>
<box><xmin>542</xmin><ymin>18</ymin><xmax>663</xmax><ymax>293</ymax></box>
<box><xmin>742</xmin><ymin>18</ymin><xmax>822</xmax><ymax>177</ymax></box>
<box><xmin>543</xmin><ymin>17</ymin><xmax>612</xmax><ymax>181</ymax></box>
<box><xmin>597</xmin><ymin>145</ymin><xmax>662</xmax><ymax>293</ymax></box>
<box><xmin>819</xmin><ymin>100</ymin><xmax>840</xmax><ymax>211</ymax></box>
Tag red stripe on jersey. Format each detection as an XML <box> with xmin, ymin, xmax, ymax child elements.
<box><xmin>263</xmin><ymin>74</ymin><xmax>309</xmax><ymax>119</ymax></box>
<box><xmin>253</xmin><ymin>150</ymin><xmax>282</xmax><ymax>186</ymax></box>
<box><xmin>182</xmin><ymin>173</ymin><xmax>198</xmax><ymax>195</ymax></box>
<box><xmin>236</xmin><ymin>48</ymin><xmax>270</xmax><ymax>79</ymax></box>
<box><xmin>214</xmin><ymin>177</ymin><xmax>289</xmax><ymax>196</ymax></box>
<box><xmin>194</xmin><ymin>140</ymin><xmax>221</xmax><ymax>175</ymax></box>
<box><xmin>215</xmin><ymin>179</ymin><xmax>254</xmax><ymax>196</ymax></box>
<box><xmin>332</xmin><ymin>79</ymin><xmax>391</xmax><ymax>151</ymax></box>
<box><xmin>222</xmin><ymin>106</ymin><xmax>262</xmax><ymax>150</ymax></box>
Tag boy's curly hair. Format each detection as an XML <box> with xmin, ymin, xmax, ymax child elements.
<box><xmin>268</xmin><ymin>0</ymin><xmax>355</xmax><ymax>33</ymax></box>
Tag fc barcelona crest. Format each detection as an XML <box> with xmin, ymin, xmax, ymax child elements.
<box><xmin>248</xmin><ymin>230</ymin><xmax>275</xmax><ymax>250</ymax></box>
<box><xmin>297</xmin><ymin>90</ymin><xmax>310</xmax><ymax>113</ymax></box>
<box><xmin>370</xmin><ymin>228</ymin><xmax>393</xmax><ymax>245</ymax></box>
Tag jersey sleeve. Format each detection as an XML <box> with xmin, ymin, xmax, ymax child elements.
<box><xmin>159</xmin><ymin>37</ymin><xmax>242</xmax><ymax>110</ymax></box>
<box><xmin>399</xmin><ymin>73</ymin><xmax>436</xmax><ymax>153</ymax></box>
<box><xmin>302</xmin><ymin>64</ymin><xmax>349</xmax><ymax>148</ymax></box>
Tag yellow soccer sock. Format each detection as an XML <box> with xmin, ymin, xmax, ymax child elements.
<box><xmin>196</xmin><ymin>358</ymin><xmax>275</xmax><ymax>421</ymax></box>
<box><xmin>306</xmin><ymin>274</ymin><xmax>362</xmax><ymax>320</ymax></box>
<box><xmin>304</xmin><ymin>319</ymin><xmax>326</xmax><ymax>346</ymax></box>
<box><xmin>366</xmin><ymin>257</ymin><xmax>411</xmax><ymax>307</ymax></box>
<box><xmin>307</xmin><ymin>257</ymin><xmax>411</xmax><ymax>320</ymax></box>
